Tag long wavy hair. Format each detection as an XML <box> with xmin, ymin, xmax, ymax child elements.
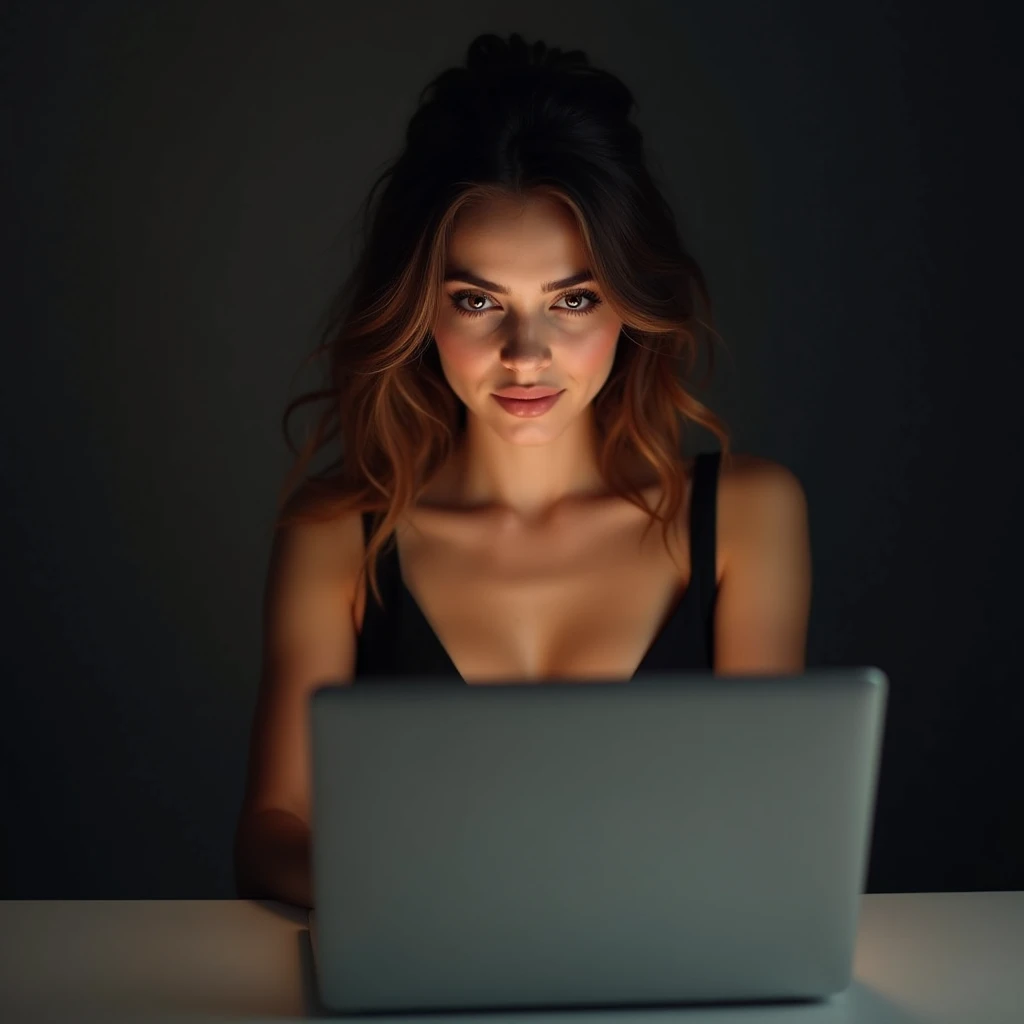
<box><xmin>276</xmin><ymin>32</ymin><xmax>732</xmax><ymax>609</ymax></box>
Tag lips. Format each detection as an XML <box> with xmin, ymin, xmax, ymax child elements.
<box><xmin>491</xmin><ymin>390</ymin><xmax>564</xmax><ymax>417</ymax></box>
<box><xmin>492</xmin><ymin>385</ymin><xmax>563</xmax><ymax>400</ymax></box>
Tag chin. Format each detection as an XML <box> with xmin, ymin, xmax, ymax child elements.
<box><xmin>493</xmin><ymin>419</ymin><xmax>567</xmax><ymax>445</ymax></box>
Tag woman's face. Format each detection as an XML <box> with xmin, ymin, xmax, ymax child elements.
<box><xmin>432</xmin><ymin>194</ymin><xmax>623</xmax><ymax>445</ymax></box>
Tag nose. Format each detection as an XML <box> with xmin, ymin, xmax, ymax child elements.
<box><xmin>499</xmin><ymin>333</ymin><xmax>552</xmax><ymax>373</ymax></box>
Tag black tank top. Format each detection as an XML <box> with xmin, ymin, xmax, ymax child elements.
<box><xmin>354</xmin><ymin>450</ymin><xmax>721</xmax><ymax>681</ymax></box>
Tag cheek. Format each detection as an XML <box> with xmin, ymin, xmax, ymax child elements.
<box><xmin>433</xmin><ymin>334</ymin><xmax>489</xmax><ymax>385</ymax></box>
<box><xmin>571</xmin><ymin>324</ymin><xmax>621</xmax><ymax>374</ymax></box>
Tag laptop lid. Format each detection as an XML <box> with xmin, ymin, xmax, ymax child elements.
<box><xmin>308</xmin><ymin>666</ymin><xmax>887</xmax><ymax>1014</ymax></box>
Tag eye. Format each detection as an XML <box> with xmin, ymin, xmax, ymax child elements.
<box><xmin>448</xmin><ymin>288</ymin><xmax>603</xmax><ymax>319</ymax></box>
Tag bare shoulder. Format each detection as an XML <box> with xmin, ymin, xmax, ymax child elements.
<box><xmin>271</xmin><ymin>505</ymin><xmax>365</xmax><ymax>576</ymax></box>
<box><xmin>711</xmin><ymin>453</ymin><xmax>812</xmax><ymax>674</ymax></box>
<box><xmin>718</xmin><ymin>451</ymin><xmax>806</xmax><ymax>497</ymax></box>
<box><xmin>265</xmin><ymin>499</ymin><xmax>368</xmax><ymax>628</ymax></box>
<box><xmin>717</xmin><ymin>452</ymin><xmax>808</xmax><ymax>554</ymax></box>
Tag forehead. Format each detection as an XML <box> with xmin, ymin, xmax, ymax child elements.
<box><xmin>447</xmin><ymin>194</ymin><xmax>587</xmax><ymax>274</ymax></box>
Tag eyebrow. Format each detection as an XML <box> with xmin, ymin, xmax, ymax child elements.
<box><xmin>442</xmin><ymin>268</ymin><xmax>595</xmax><ymax>295</ymax></box>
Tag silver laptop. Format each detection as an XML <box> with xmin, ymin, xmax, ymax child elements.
<box><xmin>307</xmin><ymin>666</ymin><xmax>887</xmax><ymax>1015</ymax></box>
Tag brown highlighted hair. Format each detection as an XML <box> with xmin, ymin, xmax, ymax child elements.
<box><xmin>277</xmin><ymin>32</ymin><xmax>732</xmax><ymax>609</ymax></box>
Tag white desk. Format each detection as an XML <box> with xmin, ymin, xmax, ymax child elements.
<box><xmin>0</xmin><ymin>893</ymin><xmax>1021</xmax><ymax>1022</ymax></box>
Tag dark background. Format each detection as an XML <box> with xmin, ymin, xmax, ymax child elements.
<box><xmin>2</xmin><ymin>0</ymin><xmax>1020</xmax><ymax>899</ymax></box>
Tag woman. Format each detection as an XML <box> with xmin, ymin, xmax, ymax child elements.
<box><xmin>235</xmin><ymin>33</ymin><xmax>812</xmax><ymax>908</ymax></box>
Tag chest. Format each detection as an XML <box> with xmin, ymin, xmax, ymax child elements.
<box><xmin>354</xmin><ymin>500</ymin><xmax>696</xmax><ymax>684</ymax></box>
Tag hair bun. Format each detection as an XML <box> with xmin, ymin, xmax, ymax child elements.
<box><xmin>465</xmin><ymin>32</ymin><xmax>587</xmax><ymax>75</ymax></box>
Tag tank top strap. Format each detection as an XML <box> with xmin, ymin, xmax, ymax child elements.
<box><xmin>689</xmin><ymin>451</ymin><xmax>722</xmax><ymax>613</ymax></box>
